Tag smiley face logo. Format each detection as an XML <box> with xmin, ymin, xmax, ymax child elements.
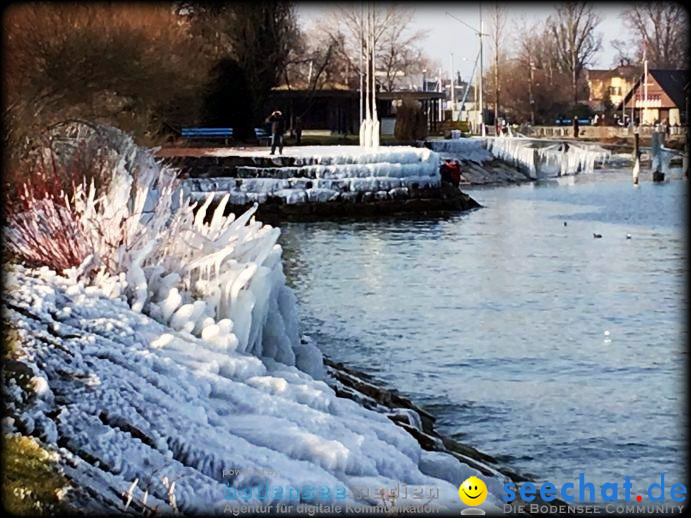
<box><xmin>458</xmin><ymin>476</ymin><xmax>487</xmax><ymax>506</ymax></box>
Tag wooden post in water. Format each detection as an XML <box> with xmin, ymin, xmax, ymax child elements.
<box><xmin>632</xmin><ymin>132</ymin><xmax>640</xmax><ymax>185</ymax></box>
<box><xmin>684</xmin><ymin>128</ymin><xmax>689</xmax><ymax>179</ymax></box>
<box><xmin>651</xmin><ymin>129</ymin><xmax>665</xmax><ymax>182</ymax></box>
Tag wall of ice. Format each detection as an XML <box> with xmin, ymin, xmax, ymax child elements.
<box><xmin>428</xmin><ymin>136</ymin><xmax>610</xmax><ymax>179</ymax></box>
<box><xmin>486</xmin><ymin>137</ymin><xmax>610</xmax><ymax>178</ymax></box>
<box><xmin>182</xmin><ymin>146</ymin><xmax>441</xmax><ymax>205</ymax></box>
<box><xmin>424</xmin><ymin>138</ymin><xmax>494</xmax><ymax>164</ymax></box>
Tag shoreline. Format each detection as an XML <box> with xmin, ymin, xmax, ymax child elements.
<box><xmin>322</xmin><ymin>355</ymin><xmax>571</xmax><ymax>516</ymax></box>
<box><xmin>159</xmin><ymin>144</ymin><xmax>536</xmax><ymax>223</ymax></box>
<box><xmin>195</xmin><ymin>184</ymin><xmax>481</xmax><ymax>226</ymax></box>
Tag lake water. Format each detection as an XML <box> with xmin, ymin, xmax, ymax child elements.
<box><xmin>278</xmin><ymin>169</ymin><xmax>687</xmax><ymax>500</ymax></box>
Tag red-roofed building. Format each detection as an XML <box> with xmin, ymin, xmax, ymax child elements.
<box><xmin>617</xmin><ymin>69</ymin><xmax>689</xmax><ymax>125</ymax></box>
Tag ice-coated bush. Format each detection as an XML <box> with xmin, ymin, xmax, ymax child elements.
<box><xmin>4</xmin><ymin>123</ymin><xmax>324</xmax><ymax>378</ymax></box>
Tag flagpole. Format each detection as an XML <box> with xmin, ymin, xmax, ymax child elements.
<box><xmin>643</xmin><ymin>40</ymin><xmax>648</xmax><ymax>126</ymax></box>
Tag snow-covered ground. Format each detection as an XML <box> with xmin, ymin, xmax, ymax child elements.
<box><xmin>3</xmin><ymin>127</ymin><xmax>511</xmax><ymax>514</ymax></box>
<box><xmin>181</xmin><ymin>146</ymin><xmax>441</xmax><ymax>205</ymax></box>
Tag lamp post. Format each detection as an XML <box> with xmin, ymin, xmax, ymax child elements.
<box><xmin>528</xmin><ymin>59</ymin><xmax>535</xmax><ymax>126</ymax></box>
<box><xmin>449</xmin><ymin>53</ymin><xmax>455</xmax><ymax>118</ymax></box>
<box><xmin>359</xmin><ymin>2</ymin><xmax>364</xmax><ymax>126</ymax></box>
<box><xmin>446</xmin><ymin>9</ymin><xmax>487</xmax><ymax>136</ymax></box>
<box><xmin>643</xmin><ymin>37</ymin><xmax>649</xmax><ymax>126</ymax></box>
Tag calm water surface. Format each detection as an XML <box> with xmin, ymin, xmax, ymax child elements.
<box><xmin>278</xmin><ymin>170</ymin><xmax>687</xmax><ymax>498</ymax></box>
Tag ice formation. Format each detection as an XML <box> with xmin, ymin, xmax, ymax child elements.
<box><xmin>4</xmin><ymin>265</ymin><xmax>509</xmax><ymax>514</ymax></box>
<box><xmin>4</xmin><ymin>126</ymin><xmax>512</xmax><ymax>513</ymax></box>
<box><xmin>534</xmin><ymin>142</ymin><xmax>610</xmax><ymax>177</ymax></box>
<box><xmin>183</xmin><ymin>146</ymin><xmax>441</xmax><ymax>205</ymax></box>
<box><xmin>486</xmin><ymin>137</ymin><xmax>610</xmax><ymax>178</ymax></box>
<box><xmin>428</xmin><ymin>136</ymin><xmax>610</xmax><ymax>178</ymax></box>
<box><xmin>425</xmin><ymin>138</ymin><xmax>495</xmax><ymax>164</ymax></box>
<box><xmin>5</xmin><ymin>125</ymin><xmax>323</xmax><ymax>378</ymax></box>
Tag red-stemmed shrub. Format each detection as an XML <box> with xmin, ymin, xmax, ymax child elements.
<box><xmin>4</xmin><ymin>133</ymin><xmax>112</xmax><ymax>272</ymax></box>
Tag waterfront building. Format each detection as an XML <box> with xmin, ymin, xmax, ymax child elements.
<box><xmin>616</xmin><ymin>69</ymin><xmax>689</xmax><ymax>126</ymax></box>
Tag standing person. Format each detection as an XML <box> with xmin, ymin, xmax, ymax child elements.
<box><xmin>572</xmin><ymin>116</ymin><xmax>579</xmax><ymax>139</ymax></box>
<box><xmin>449</xmin><ymin>159</ymin><xmax>461</xmax><ymax>187</ymax></box>
<box><xmin>266</xmin><ymin>109</ymin><xmax>285</xmax><ymax>155</ymax></box>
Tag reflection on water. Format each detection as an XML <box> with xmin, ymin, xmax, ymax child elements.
<box><xmin>278</xmin><ymin>170</ymin><xmax>687</xmax><ymax>496</ymax></box>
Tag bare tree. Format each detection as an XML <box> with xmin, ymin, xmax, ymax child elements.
<box><xmin>489</xmin><ymin>3</ymin><xmax>507</xmax><ymax>125</ymax></box>
<box><xmin>375</xmin><ymin>9</ymin><xmax>429</xmax><ymax>91</ymax></box>
<box><xmin>548</xmin><ymin>2</ymin><xmax>602</xmax><ymax>105</ymax></box>
<box><xmin>316</xmin><ymin>4</ymin><xmax>429</xmax><ymax>92</ymax></box>
<box><xmin>515</xmin><ymin>18</ymin><xmax>541</xmax><ymax>125</ymax></box>
<box><xmin>183</xmin><ymin>2</ymin><xmax>301</xmax><ymax>130</ymax></box>
<box><xmin>510</xmin><ymin>15</ymin><xmax>577</xmax><ymax>124</ymax></box>
<box><xmin>610</xmin><ymin>39</ymin><xmax>635</xmax><ymax>66</ymax></box>
<box><xmin>621</xmin><ymin>2</ymin><xmax>689</xmax><ymax>68</ymax></box>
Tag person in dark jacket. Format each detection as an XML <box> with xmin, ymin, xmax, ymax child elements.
<box><xmin>266</xmin><ymin>109</ymin><xmax>285</xmax><ymax>155</ymax></box>
<box><xmin>572</xmin><ymin>116</ymin><xmax>579</xmax><ymax>139</ymax></box>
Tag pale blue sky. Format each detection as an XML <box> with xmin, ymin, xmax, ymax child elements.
<box><xmin>296</xmin><ymin>2</ymin><xmax>628</xmax><ymax>83</ymax></box>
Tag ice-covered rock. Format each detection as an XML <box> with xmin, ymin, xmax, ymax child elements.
<box><xmin>182</xmin><ymin>146</ymin><xmax>441</xmax><ymax>206</ymax></box>
<box><xmin>4</xmin><ymin>125</ymin><xmax>325</xmax><ymax>378</ymax></box>
<box><xmin>4</xmin><ymin>265</ymin><xmax>510</xmax><ymax>514</ymax></box>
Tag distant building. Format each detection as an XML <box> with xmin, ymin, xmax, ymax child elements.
<box><xmin>266</xmin><ymin>83</ymin><xmax>445</xmax><ymax>135</ymax></box>
<box><xmin>586</xmin><ymin>64</ymin><xmax>641</xmax><ymax>112</ymax></box>
<box><xmin>616</xmin><ymin>69</ymin><xmax>689</xmax><ymax>125</ymax></box>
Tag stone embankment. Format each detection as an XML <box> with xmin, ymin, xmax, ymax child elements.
<box><xmin>158</xmin><ymin>147</ymin><xmax>482</xmax><ymax>222</ymax></box>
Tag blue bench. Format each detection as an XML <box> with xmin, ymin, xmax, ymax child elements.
<box><xmin>554</xmin><ymin>118</ymin><xmax>591</xmax><ymax>126</ymax></box>
<box><xmin>181</xmin><ymin>128</ymin><xmax>234</xmax><ymax>145</ymax></box>
<box><xmin>255</xmin><ymin>127</ymin><xmax>272</xmax><ymax>146</ymax></box>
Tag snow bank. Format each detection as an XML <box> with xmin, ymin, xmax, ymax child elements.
<box><xmin>183</xmin><ymin>146</ymin><xmax>440</xmax><ymax>205</ymax></box>
<box><xmin>4</xmin><ymin>265</ymin><xmax>509</xmax><ymax>514</ymax></box>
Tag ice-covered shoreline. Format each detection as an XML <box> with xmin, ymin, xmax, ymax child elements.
<box><xmin>425</xmin><ymin>137</ymin><xmax>611</xmax><ymax>180</ymax></box>
<box><xmin>3</xmin><ymin>263</ymin><xmax>512</xmax><ymax>514</ymax></box>
<box><xmin>3</xmin><ymin>126</ymin><xmax>511</xmax><ymax>514</ymax></box>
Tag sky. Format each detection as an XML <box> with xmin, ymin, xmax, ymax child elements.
<box><xmin>296</xmin><ymin>2</ymin><xmax>629</xmax><ymax>84</ymax></box>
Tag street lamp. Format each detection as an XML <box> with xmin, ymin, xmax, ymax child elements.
<box><xmin>449</xmin><ymin>52</ymin><xmax>455</xmax><ymax>116</ymax></box>
<box><xmin>446</xmin><ymin>9</ymin><xmax>488</xmax><ymax>136</ymax></box>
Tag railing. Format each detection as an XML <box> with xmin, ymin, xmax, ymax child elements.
<box><xmin>527</xmin><ymin>125</ymin><xmax>687</xmax><ymax>139</ymax></box>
